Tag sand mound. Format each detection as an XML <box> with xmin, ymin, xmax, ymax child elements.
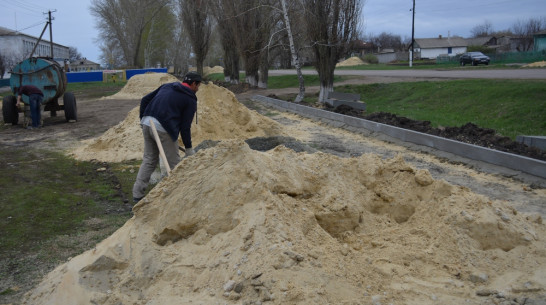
<box><xmin>190</xmin><ymin>66</ymin><xmax>225</xmax><ymax>76</ymax></box>
<box><xmin>336</xmin><ymin>56</ymin><xmax>367</xmax><ymax>67</ymax></box>
<box><xmin>24</xmin><ymin>140</ymin><xmax>546</xmax><ymax>304</ymax></box>
<box><xmin>108</xmin><ymin>73</ymin><xmax>180</xmax><ymax>100</ymax></box>
<box><xmin>523</xmin><ymin>61</ymin><xmax>546</xmax><ymax>68</ymax></box>
<box><xmin>70</xmin><ymin>83</ymin><xmax>283</xmax><ymax>162</ymax></box>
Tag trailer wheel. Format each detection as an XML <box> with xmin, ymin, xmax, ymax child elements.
<box><xmin>2</xmin><ymin>95</ymin><xmax>19</xmax><ymax>125</ymax></box>
<box><xmin>63</xmin><ymin>92</ymin><xmax>77</xmax><ymax>122</ymax></box>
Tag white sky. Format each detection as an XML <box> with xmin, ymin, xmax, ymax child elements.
<box><xmin>1</xmin><ymin>0</ymin><xmax>545</xmax><ymax>65</ymax></box>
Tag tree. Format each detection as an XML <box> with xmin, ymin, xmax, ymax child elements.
<box><xmin>280</xmin><ymin>0</ymin><xmax>305</xmax><ymax>102</ymax></box>
<box><xmin>68</xmin><ymin>46</ymin><xmax>82</xmax><ymax>61</ymax></box>
<box><xmin>99</xmin><ymin>40</ymin><xmax>126</xmax><ymax>69</ymax></box>
<box><xmin>90</xmin><ymin>0</ymin><xmax>171</xmax><ymax>68</ymax></box>
<box><xmin>211</xmin><ymin>0</ymin><xmax>241</xmax><ymax>83</ymax></box>
<box><xmin>142</xmin><ymin>5</ymin><xmax>177</xmax><ymax>68</ymax></box>
<box><xmin>471</xmin><ymin>20</ymin><xmax>494</xmax><ymax>38</ymax></box>
<box><xmin>368</xmin><ymin>32</ymin><xmax>403</xmax><ymax>52</ymax></box>
<box><xmin>512</xmin><ymin>17</ymin><xmax>545</xmax><ymax>51</ymax></box>
<box><xmin>180</xmin><ymin>0</ymin><xmax>213</xmax><ymax>76</ymax></box>
<box><xmin>302</xmin><ymin>0</ymin><xmax>363</xmax><ymax>102</ymax></box>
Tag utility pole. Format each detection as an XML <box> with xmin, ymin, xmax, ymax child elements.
<box><xmin>410</xmin><ymin>0</ymin><xmax>415</xmax><ymax>67</ymax></box>
<box><xmin>48</xmin><ymin>11</ymin><xmax>54</xmax><ymax>58</ymax></box>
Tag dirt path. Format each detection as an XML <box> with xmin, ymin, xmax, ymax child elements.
<box><xmin>0</xmin><ymin>97</ymin><xmax>140</xmax><ymax>151</ymax></box>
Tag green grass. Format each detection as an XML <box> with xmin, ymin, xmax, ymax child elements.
<box><xmin>334</xmin><ymin>79</ymin><xmax>546</xmax><ymax>139</ymax></box>
<box><xmin>0</xmin><ymin>148</ymin><xmax>134</xmax><ymax>251</ymax></box>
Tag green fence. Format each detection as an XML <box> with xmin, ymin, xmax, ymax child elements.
<box><xmin>437</xmin><ymin>51</ymin><xmax>546</xmax><ymax>64</ymax></box>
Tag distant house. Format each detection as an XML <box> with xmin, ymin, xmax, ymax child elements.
<box><xmin>534</xmin><ymin>30</ymin><xmax>546</xmax><ymax>52</ymax></box>
<box><xmin>69</xmin><ymin>58</ymin><xmax>100</xmax><ymax>72</ymax></box>
<box><xmin>466</xmin><ymin>36</ymin><xmax>497</xmax><ymax>47</ymax></box>
<box><xmin>413</xmin><ymin>35</ymin><xmax>468</xmax><ymax>59</ymax></box>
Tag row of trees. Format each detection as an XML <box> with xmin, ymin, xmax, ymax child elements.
<box><xmin>90</xmin><ymin>0</ymin><xmax>363</xmax><ymax>102</ymax></box>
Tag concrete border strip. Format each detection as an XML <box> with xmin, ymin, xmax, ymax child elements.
<box><xmin>251</xmin><ymin>95</ymin><xmax>546</xmax><ymax>179</ymax></box>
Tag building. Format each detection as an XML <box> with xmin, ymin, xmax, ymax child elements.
<box><xmin>534</xmin><ymin>30</ymin><xmax>546</xmax><ymax>52</ymax></box>
<box><xmin>0</xmin><ymin>26</ymin><xmax>69</xmax><ymax>62</ymax></box>
<box><xmin>413</xmin><ymin>36</ymin><xmax>468</xmax><ymax>59</ymax></box>
<box><xmin>69</xmin><ymin>58</ymin><xmax>101</xmax><ymax>72</ymax></box>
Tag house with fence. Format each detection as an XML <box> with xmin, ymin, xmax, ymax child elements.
<box><xmin>413</xmin><ymin>36</ymin><xmax>468</xmax><ymax>59</ymax></box>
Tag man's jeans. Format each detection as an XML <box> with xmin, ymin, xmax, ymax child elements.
<box><xmin>29</xmin><ymin>94</ymin><xmax>43</xmax><ymax>127</ymax></box>
<box><xmin>132</xmin><ymin>125</ymin><xmax>180</xmax><ymax>199</ymax></box>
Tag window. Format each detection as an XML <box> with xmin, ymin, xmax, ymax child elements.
<box><xmin>448</xmin><ymin>47</ymin><xmax>452</xmax><ymax>54</ymax></box>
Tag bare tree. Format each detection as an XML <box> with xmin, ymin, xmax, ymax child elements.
<box><xmin>302</xmin><ymin>0</ymin><xmax>363</xmax><ymax>102</ymax></box>
<box><xmin>471</xmin><ymin>20</ymin><xmax>494</xmax><ymax>38</ymax></box>
<box><xmin>512</xmin><ymin>17</ymin><xmax>545</xmax><ymax>51</ymax></box>
<box><xmin>90</xmin><ymin>0</ymin><xmax>170</xmax><ymax>68</ymax></box>
<box><xmin>368</xmin><ymin>32</ymin><xmax>403</xmax><ymax>52</ymax></box>
<box><xmin>280</xmin><ymin>0</ymin><xmax>305</xmax><ymax>102</ymax></box>
<box><xmin>68</xmin><ymin>47</ymin><xmax>82</xmax><ymax>61</ymax></box>
<box><xmin>211</xmin><ymin>0</ymin><xmax>240</xmax><ymax>83</ymax></box>
<box><xmin>99</xmin><ymin>40</ymin><xmax>126</xmax><ymax>69</ymax></box>
<box><xmin>180</xmin><ymin>0</ymin><xmax>213</xmax><ymax>76</ymax></box>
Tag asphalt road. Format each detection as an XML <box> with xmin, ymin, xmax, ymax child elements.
<box><xmin>269</xmin><ymin>68</ymin><xmax>546</xmax><ymax>79</ymax></box>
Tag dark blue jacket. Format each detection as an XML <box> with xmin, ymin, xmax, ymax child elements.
<box><xmin>140</xmin><ymin>82</ymin><xmax>197</xmax><ymax>148</ymax></box>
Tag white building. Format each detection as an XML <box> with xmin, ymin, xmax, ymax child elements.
<box><xmin>0</xmin><ymin>26</ymin><xmax>69</xmax><ymax>64</ymax></box>
<box><xmin>413</xmin><ymin>36</ymin><xmax>468</xmax><ymax>59</ymax></box>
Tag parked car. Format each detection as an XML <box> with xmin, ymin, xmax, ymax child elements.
<box><xmin>459</xmin><ymin>52</ymin><xmax>490</xmax><ymax>66</ymax></box>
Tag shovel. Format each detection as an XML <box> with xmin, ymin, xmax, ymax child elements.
<box><xmin>149</xmin><ymin>121</ymin><xmax>171</xmax><ymax>176</ymax></box>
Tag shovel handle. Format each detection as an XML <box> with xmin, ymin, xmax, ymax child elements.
<box><xmin>149</xmin><ymin>121</ymin><xmax>171</xmax><ymax>175</ymax></box>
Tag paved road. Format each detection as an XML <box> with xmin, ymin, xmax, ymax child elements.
<box><xmin>269</xmin><ymin>68</ymin><xmax>546</xmax><ymax>79</ymax></box>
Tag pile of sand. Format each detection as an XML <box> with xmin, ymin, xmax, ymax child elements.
<box><xmin>108</xmin><ymin>73</ymin><xmax>180</xmax><ymax>100</ymax></box>
<box><xmin>523</xmin><ymin>61</ymin><xmax>546</xmax><ymax>68</ymax></box>
<box><xmin>24</xmin><ymin>140</ymin><xmax>546</xmax><ymax>304</ymax></box>
<box><xmin>336</xmin><ymin>56</ymin><xmax>367</xmax><ymax>67</ymax></box>
<box><xmin>190</xmin><ymin>66</ymin><xmax>225</xmax><ymax>76</ymax></box>
<box><xmin>70</xmin><ymin>78</ymin><xmax>283</xmax><ymax>162</ymax></box>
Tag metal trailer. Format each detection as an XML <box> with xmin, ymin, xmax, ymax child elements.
<box><xmin>2</xmin><ymin>57</ymin><xmax>77</xmax><ymax>127</ymax></box>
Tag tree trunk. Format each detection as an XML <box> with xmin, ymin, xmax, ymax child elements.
<box><xmin>280</xmin><ymin>0</ymin><xmax>305</xmax><ymax>102</ymax></box>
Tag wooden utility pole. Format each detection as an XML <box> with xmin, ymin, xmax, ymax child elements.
<box><xmin>48</xmin><ymin>11</ymin><xmax>54</xmax><ymax>58</ymax></box>
<box><xmin>410</xmin><ymin>0</ymin><xmax>415</xmax><ymax>67</ymax></box>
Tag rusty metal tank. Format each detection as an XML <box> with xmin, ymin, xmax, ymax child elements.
<box><xmin>3</xmin><ymin>57</ymin><xmax>76</xmax><ymax>126</ymax></box>
<box><xmin>10</xmin><ymin>57</ymin><xmax>67</xmax><ymax>104</ymax></box>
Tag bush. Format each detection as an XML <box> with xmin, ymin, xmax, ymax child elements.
<box><xmin>363</xmin><ymin>54</ymin><xmax>378</xmax><ymax>64</ymax></box>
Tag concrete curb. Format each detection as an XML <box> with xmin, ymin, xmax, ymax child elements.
<box><xmin>251</xmin><ymin>95</ymin><xmax>546</xmax><ymax>179</ymax></box>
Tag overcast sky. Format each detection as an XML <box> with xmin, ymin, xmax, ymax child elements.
<box><xmin>363</xmin><ymin>0</ymin><xmax>546</xmax><ymax>40</ymax></box>
<box><xmin>1</xmin><ymin>0</ymin><xmax>545</xmax><ymax>65</ymax></box>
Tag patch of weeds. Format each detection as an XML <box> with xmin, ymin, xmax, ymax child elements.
<box><xmin>0</xmin><ymin>147</ymin><xmax>137</xmax><ymax>304</ymax></box>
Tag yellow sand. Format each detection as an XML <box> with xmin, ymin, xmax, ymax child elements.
<box><xmin>70</xmin><ymin>75</ymin><xmax>283</xmax><ymax>162</ymax></box>
<box><xmin>25</xmin><ymin>72</ymin><xmax>546</xmax><ymax>305</ymax></box>
<box><xmin>523</xmin><ymin>61</ymin><xmax>546</xmax><ymax>68</ymax></box>
<box><xmin>336</xmin><ymin>56</ymin><xmax>367</xmax><ymax>67</ymax></box>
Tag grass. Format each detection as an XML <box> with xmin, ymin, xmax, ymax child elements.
<box><xmin>0</xmin><ymin>148</ymin><xmax>135</xmax><ymax>251</ymax></box>
<box><xmin>333</xmin><ymin>79</ymin><xmax>546</xmax><ymax>139</ymax></box>
<box><xmin>0</xmin><ymin>147</ymin><xmax>137</xmax><ymax>301</ymax></box>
